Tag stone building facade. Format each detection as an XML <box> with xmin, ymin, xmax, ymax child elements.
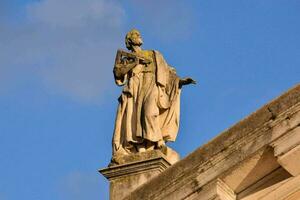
<box><xmin>101</xmin><ymin>84</ymin><xmax>300</xmax><ymax>200</ymax></box>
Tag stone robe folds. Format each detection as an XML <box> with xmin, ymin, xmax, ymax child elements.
<box><xmin>113</xmin><ymin>50</ymin><xmax>181</xmax><ymax>155</ymax></box>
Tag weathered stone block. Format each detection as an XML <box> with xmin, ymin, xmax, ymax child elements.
<box><xmin>99</xmin><ymin>149</ymin><xmax>176</xmax><ymax>200</ymax></box>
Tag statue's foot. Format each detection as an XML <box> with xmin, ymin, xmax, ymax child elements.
<box><xmin>157</xmin><ymin>140</ymin><xmax>166</xmax><ymax>149</ymax></box>
<box><xmin>136</xmin><ymin>143</ymin><xmax>146</xmax><ymax>153</ymax></box>
<box><xmin>138</xmin><ymin>147</ymin><xmax>146</xmax><ymax>152</ymax></box>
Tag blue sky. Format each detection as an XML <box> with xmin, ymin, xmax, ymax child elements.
<box><xmin>0</xmin><ymin>0</ymin><xmax>299</xmax><ymax>199</ymax></box>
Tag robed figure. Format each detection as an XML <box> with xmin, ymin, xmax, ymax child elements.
<box><xmin>112</xmin><ymin>29</ymin><xmax>195</xmax><ymax>158</ymax></box>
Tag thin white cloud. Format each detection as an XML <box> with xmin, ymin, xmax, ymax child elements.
<box><xmin>27</xmin><ymin>0</ymin><xmax>124</xmax><ymax>28</ymax></box>
<box><xmin>127</xmin><ymin>0</ymin><xmax>195</xmax><ymax>41</ymax></box>
<box><xmin>0</xmin><ymin>0</ymin><xmax>195</xmax><ymax>103</ymax></box>
<box><xmin>27</xmin><ymin>0</ymin><xmax>125</xmax><ymax>103</ymax></box>
<box><xmin>0</xmin><ymin>0</ymin><xmax>125</xmax><ymax>103</ymax></box>
<box><xmin>58</xmin><ymin>171</ymin><xmax>108</xmax><ymax>200</ymax></box>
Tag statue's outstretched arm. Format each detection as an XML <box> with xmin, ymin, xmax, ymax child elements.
<box><xmin>179</xmin><ymin>77</ymin><xmax>196</xmax><ymax>88</ymax></box>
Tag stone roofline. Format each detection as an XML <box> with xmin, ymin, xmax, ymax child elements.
<box><xmin>125</xmin><ymin>84</ymin><xmax>300</xmax><ymax>200</ymax></box>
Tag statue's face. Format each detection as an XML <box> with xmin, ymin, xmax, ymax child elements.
<box><xmin>125</xmin><ymin>29</ymin><xmax>143</xmax><ymax>50</ymax></box>
<box><xmin>130</xmin><ymin>31</ymin><xmax>143</xmax><ymax>46</ymax></box>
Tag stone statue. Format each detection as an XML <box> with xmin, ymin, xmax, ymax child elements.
<box><xmin>111</xmin><ymin>29</ymin><xmax>195</xmax><ymax>163</ymax></box>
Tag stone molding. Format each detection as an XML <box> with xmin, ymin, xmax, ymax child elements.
<box><xmin>99</xmin><ymin>156</ymin><xmax>170</xmax><ymax>181</ymax></box>
<box><xmin>124</xmin><ymin>84</ymin><xmax>300</xmax><ymax>200</ymax></box>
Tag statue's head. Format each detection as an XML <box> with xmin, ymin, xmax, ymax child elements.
<box><xmin>125</xmin><ymin>29</ymin><xmax>143</xmax><ymax>51</ymax></box>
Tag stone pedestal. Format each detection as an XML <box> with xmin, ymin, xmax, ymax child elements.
<box><xmin>99</xmin><ymin>149</ymin><xmax>179</xmax><ymax>200</ymax></box>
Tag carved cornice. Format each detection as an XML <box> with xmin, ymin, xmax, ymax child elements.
<box><xmin>125</xmin><ymin>84</ymin><xmax>300</xmax><ymax>200</ymax></box>
<box><xmin>99</xmin><ymin>156</ymin><xmax>171</xmax><ymax>180</ymax></box>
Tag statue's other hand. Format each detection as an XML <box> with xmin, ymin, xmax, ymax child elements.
<box><xmin>179</xmin><ymin>77</ymin><xmax>196</xmax><ymax>87</ymax></box>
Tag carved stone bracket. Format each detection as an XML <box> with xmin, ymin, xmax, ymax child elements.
<box><xmin>185</xmin><ymin>179</ymin><xmax>236</xmax><ymax>200</ymax></box>
<box><xmin>270</xmin><ymin>105</ymin><xmax>300</xmax><ymax>176</ymax></box>
<box><xmin>99</xmin><ymin>150</ymin><xmax>173</xmax><ymax>200</ymax></box>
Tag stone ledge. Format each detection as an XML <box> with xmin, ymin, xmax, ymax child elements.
<box><xmin>124</xmin><ymin>84</ymin><xmax>300</xmax><ymax>200</ymax></box>
<box><xmin>99</xmin><ymin>156</ymin><xmax>171</xmax><ymax>180</ymax></box>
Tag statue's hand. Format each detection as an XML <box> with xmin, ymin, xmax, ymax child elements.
<box><xmin>139</xmin><ymin>58</ymin><xmax>151</xmax><ymax>65</ymax></box>
<box><xmin>179</xmin><ymin>77</ymin><xmax>196</xmax><ymax>87</ymax></box>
